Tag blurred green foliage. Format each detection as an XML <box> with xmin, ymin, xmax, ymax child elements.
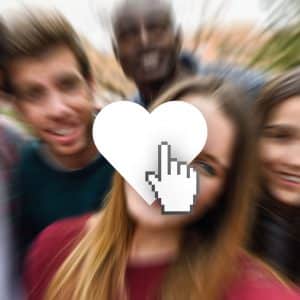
<box><xmin>249</xmin><ymin>0</ymin><xmax>300</xmax><ymax>72</ymax></box>
<box><xmin>249</xmin><ymin>23</ymin><xmax>300</xmax><ymax>72</ymax></box>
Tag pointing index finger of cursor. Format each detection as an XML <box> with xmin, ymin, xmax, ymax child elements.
<box><xmin>145</xmin><ymin>141</ymin><xmax>199</xmax><ymax>214</ymax></box>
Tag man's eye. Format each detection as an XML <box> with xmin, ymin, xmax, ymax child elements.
<box><xmin>146</xmin><ymin>16</ymin><xmax>171</xmax><ymax>32</ymax></box>
<box><xmin>59</xmin><ymin>78</ymin><xmax>82</xmax><ymax>92</ymax></box>
<box><xmin>22</xmin><ymin>88</ymin><xmax>45</xmax><ymax>101</ymax></box>
<box><xmin>192</xmin><ymin>161</ymin><xmax>216</xmax><ymax>177</ymax></box>
<box><xmin>117</xmin><ymin>27</ymin><xmax>139</xmax><ymax>41</ymax></box>
<box><xmin>147</xmin><ymin>23</ymin><xmax>167</xmax><ymax>33</ymax></box>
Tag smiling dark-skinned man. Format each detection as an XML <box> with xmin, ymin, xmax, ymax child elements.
<box><xmin>112</xmin><ymin>0</ymin><xmax>265</xmax><ymax>108</ymax></box>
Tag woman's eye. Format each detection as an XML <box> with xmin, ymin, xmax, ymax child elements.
<box><xmin>273</xmin><ymin>134</ymin><xmax>290</xmax><ymax>141</ymax></box>
<box><xmin>263</xmin><ymin>131</ymin><xmax>291</xmax><ymax>141</ymax></box>
<box><xmin>193</xmin><ymin>161</ymin><xmax>216</xmax><ymax>176</ymax></box>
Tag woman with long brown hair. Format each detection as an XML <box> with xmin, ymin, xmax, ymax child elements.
<box><xmin>251</xmin><ymin>68</ymin><xmax>300</xmax><ymax>285</ymax></box>
<box><xmin>24</xmin><ymin>76</ymin><xmax>300</xmax><ymax>300</ymax></box>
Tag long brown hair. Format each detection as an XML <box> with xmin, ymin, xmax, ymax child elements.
<box><xmin>45</xmin><ymin>76</ymin><xmax>258</xmax><ymax>300</ymax></box>
<box><xmin>3</xmin><ymin>8</ymin><xmax>92</xmax><ymax>95</ymax></box>
<box><xmin>255</xmin><ymin>67</ymin><xmax>300</xmax><ymax>130</ymax></box>
<box><xmin>251</xmin><ymin>68</ymin><xmax>300</xmax><ymax>283</ymax></box>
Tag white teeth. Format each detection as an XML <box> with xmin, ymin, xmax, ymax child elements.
<box><xmin>281</xmin><ymin>174</ymin><xmax>300</xmax><ymax>183</ymax></box>
<box><xmin>142</xmin><ymin>53</ymin><xmax>159</xmax><ymax>68</ymax></box>
<box><xmin>52</xmin><ymin>128</ymin><xmax>74</xmax><ymax>136</ymax></box>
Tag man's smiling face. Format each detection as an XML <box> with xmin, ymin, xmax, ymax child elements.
<box><xmin>10</xmin><ymin>44</ymin><xmax>94</xmax><ymax>159</ymax></box>
<box><xmin>113</xmin><ymin>1</ymin><xmax>181</xmax><ymax>84</ymax></box>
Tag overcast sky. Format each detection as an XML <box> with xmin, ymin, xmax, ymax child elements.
<box><xmin>0</xmin><ymin>0</ymin><xmax>266</xmax><ymax>52</ymax></box>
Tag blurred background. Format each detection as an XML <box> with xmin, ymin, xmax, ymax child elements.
<box><xmin>0</xmin><ymin>0</ymin><xmax>299</xmax><ymax>119</ymax></box>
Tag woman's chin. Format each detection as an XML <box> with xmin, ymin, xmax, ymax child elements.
<box><xmin>125</xmin><ymin>185</ymin><xmax>197</xmax><ymax>228</ymax></box>
<box><xmin>129</xmin><ymin>205</ymin><xmax>193</xmax><ymax>229</ymax></box>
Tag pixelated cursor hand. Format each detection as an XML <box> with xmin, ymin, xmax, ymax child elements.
<box><xmin>145</xmin><ymin>142</ymin><xmax>199</xmax><ymax>213</ymax></box>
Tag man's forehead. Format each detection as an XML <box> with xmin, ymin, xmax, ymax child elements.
<box><xmin>113</xmin><ymin>0</ymin><xmax>173</xmax><ymax>28</ymax></box>
<box><xmin>8</xmin><ymin>45</ymin><xmax>82</xmax><ymax>80</ymax></box>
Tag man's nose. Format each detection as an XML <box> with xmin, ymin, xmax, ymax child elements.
<box><xmin>46</xmin><ymin>92</ymin><xmax>73</xmax><ymax>120</ymax></box>
<box><xmin>139</xmin><ymin>25</ymin><xmax>150</xmax><ymax>47</ymax></box>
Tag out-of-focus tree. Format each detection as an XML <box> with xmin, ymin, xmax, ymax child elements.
<box><xmin>248</xmin><ymin>0</ymin><xmax>300</xmax><ymax>72</ymax></box>
<box><xmin>191</xmin><ymin>0</ymin><xmax>299</xmax><ymax>73</ymax></box>
<box><xmin>248</xmin><ymin>24</ymin><xmax>300</xmax><ymax>72</ymax></box>
<box><xmin>262</xmin><ymin>0</ymin><xmax>300</xmax><ymax>12</ymax></box>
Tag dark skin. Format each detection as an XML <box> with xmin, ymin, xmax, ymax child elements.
<box><xmin>113</xmin><ymin>1</ymin><xmax>192</xmax><ymax>107</ymax></box>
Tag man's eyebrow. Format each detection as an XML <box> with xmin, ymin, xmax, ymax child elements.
<box><xmin>146</xmin><ymin>10</ymin><xmax>171</xmax><ymax>19</ymax></box>
<box><xmin>55</xmin><ymin>72</ymin><xmax>82</xmax><ymax>80</ymax></box>
<box><xmin>15</xmin><ymin>81</ymin><xmax>43</xmax><ymax>92</ymax></box>
<box><xmin>145</xmin><ymin>11</ymin><xmax>173</xmax><ymax>23</ymax></box>
<box><xmin>114</xmin><ymin>13</ymin><xmax>139</xmax><ymax>27</ymax></box>
<box><xmin>118</xmin><ymin>18</ymin><xmax>137</xmax><ymax>28</ymax></box>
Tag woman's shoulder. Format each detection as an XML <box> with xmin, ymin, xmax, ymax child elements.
<box><xmin>226</xmin><ymin>252</ymin><xmax>300</xmax><ymax>300</ymax></box>
<box><xmin>26</xmin><ymin>213</ymin><xmax>91</xmax><ymax>259</ymax></box>
<box><xmin>23</xmin><ymin>214</ymin><xmax>93</xmax><ymax>299</ymax></box>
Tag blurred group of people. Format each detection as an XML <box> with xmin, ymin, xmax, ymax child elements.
<box><xmin>0</xmin><ymin>0</ymin><xmax>299</xmax><ymax>299</ymax></box>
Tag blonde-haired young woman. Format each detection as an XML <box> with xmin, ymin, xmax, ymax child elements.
<box><xmin>24</xmin><ymin>77</ymin><xmax>300</xmax><ymax>300</ymax></box>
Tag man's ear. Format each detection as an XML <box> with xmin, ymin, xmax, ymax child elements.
<box><xmin>12</xmin><ymin>96</ymin><xmax>24</xmax><ymax>114</ymax></box>
<box><xmin>113</xmin><ymin>42</ymin><xmax>120</xmax><ymax>62</ymax></box>
<box><xmin>11</xmin><ymin>97</ymin><xmax>28</xmax><ymax>123</ymax></box>
<box><xmin>87</xmin><ymin>76</ymin><xmax>96</xmax><ymax>93</ymax></box>
<box><xmin>0</xmin><ymin>91</ymin><xmax>13</xmax><ymax>105</ymax></box>
<box><xmin>11</xmin><ymin>95</ymin><xmax>20</xmax><ymax>111</ymax></box>
<box><xmin>86</xmin><ymin>77</ymin><xmax>101</xmax><ymax>114</ymax></box>
<box><xmin>174</xmin><ymin>27</ymin><xmax>183</xmax><ymax>55</ymax></box>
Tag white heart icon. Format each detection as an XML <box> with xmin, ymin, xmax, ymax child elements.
<box><xmin>92</xmin><ymin>101</ymin><xmax>207</xmax><ymax>205</ymax></box>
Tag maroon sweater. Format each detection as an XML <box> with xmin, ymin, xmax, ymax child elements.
<box><xmin>24</xmin><ymin>215</ymin><xmax>300</xmax><ymax>300</ymax></box>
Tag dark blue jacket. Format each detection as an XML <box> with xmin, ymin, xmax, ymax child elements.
<box><xmin>133</xmin><ymin>52</ymin><xmax>266</xmax><ymax>107</ymax></box>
